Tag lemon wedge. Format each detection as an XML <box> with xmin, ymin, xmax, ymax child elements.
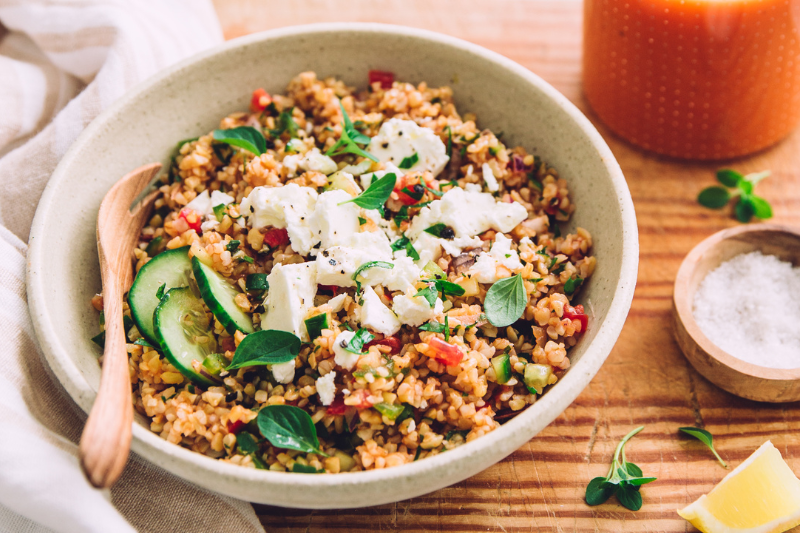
<box><xmin>678</xmin><ymin>441</ymin><xmax>800</xmax><ymax>533</ymax></box>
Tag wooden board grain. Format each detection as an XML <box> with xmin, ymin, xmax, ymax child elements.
<box><xmin>213</xmin><ymin>1</ymin><xmax>800</xmax><ymax>530</ymax></box>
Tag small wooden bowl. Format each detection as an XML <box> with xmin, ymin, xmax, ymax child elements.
<box><xmin>673</xmin><ymin>224</ymin><xmax>800</xmax><ymax>403</ymax></box>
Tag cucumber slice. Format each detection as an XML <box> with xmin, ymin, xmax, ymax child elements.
<box><xmin>326</xmin><ymin>171</ymin><xmax>361</xmax><ymax>196</ymax></box>
<box><xmin>304</xmin><ymin>313</ymin><xmax>329</xmax><ymax>340</ymax></box>
<box><xmin>129</xmin><ymin>246</ymin><xmax>192</xmax><ymax>344</ymax></box>
<box><xmin>153</xmin><ymin>287</ymin><xmax>218</xmax><ymax>386</ymax></box>
<box><xmin>491</xmin><ymin>352</ymin><xmax>512</xmax><ymax>384</ymax></box>
<box><xmin>422</xmin><ymin>260</ymin><xmax>446</xmax><ymax>280</ymax></box>
<box><xmin>192</xmin><ymin>257</ymin><xmax>255</xmax><ymax>335</ymax></box>
<box><xmin>523</xmin><ymin>363</ymin><xmax>552</xmax><ymax>394</ymax></box>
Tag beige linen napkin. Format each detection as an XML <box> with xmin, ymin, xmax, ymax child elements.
<box><xmin>0</xmin><ymin>1</ymin><xmax>265</xmax><ymax>531</ymax></box>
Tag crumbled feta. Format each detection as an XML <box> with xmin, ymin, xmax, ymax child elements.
<box><xmin>360</xmin><ymin>286</ymin><xmax>401</xmax><ymax>335</ymax></box>
<box><xmin>271</xmin><ymin>359</ymin><xmax>296</xmax><ymax>384</ymax></box>
<box><xmin>316</xmin><ymin>370</ymin><xmax>337</xmax><ymax>406</ymax></box>
<box><xmin>392</xmin><ymin>290</ymin><xmax>443</xmax><ymax>326</ymax></box>
<box><xmin>341</xmin><ymin>159</ymin><xmax>374</xmax><ymax>176</ymax></box>
<box><xmin>281</xmin><ymin>154</ymin><xmax>302</xmax><ymax>177</ymax></box>
<box><xmin>327</xmin><ymin>293</ymin><xmax>347</xmax><ymax>313</ymax></box>
<box><xmin>408</xmin><ymin>230</ymin><xmax>482</xmax><ymax>267</ymax></box>
<box><xmin>210</xmin><ymin>190</ymin><xmax>235</xmax><ymax>207</ymax></box>
<box><xmin>407</xmin><ymin>187</ymin><xmax>528</xmax><ymax>240</ymax></box>
<box><xmin>367</xmin><ymin>119</ymin><xmax>449</xmax><ymax>177</ymax></box>
<box><xmin>303</xmin><ymin>148</ymin><xmax>338</xmax><ymax>175</ymax></box>
<box><xmin>482</xmin><ymin>163</ymin><xmax>499</xmax><ymax>192</ymax></box>
<box><xmin>464</xmin><ymin>182</ymin><xmax>483</xmax><ymax>193</ymax></box>
<box><xmin>240</xmin><ymin>184</ymin><xmax>318</xmax><ymax>255</ymax></box>
<box><xmin>185</xmin><ymin>189</ymin><xmax>234</xmax><ymax>217</ymax></box>
<box><xmin>262</xmin><ymin>262</ymin><xmax>318</xmax><ymax>341</ymax></box>
<box><xmin>362</xmin><ymin>208</ymin><xmax>400</xmax><ymax>241</ymax></box>
<box><xmin>350</xmin><ymin>229</ymin><xmax>393</xmax><ymax>259</ymax></box>
<box><xmin>315</xmin><ymin>247</ymin><xmax>365</xmax><ymax>287</ymax></box>
<box><xmin>310</xmin><ymin>190</ymin><xmax>361</xmax><ymax>250</ymax></box>
<box><xmin>469</xmin><ymin>233</ymin><xmax>523</xmax><ymax>284</ymax></box>
<box><xmin>332</xmin><ymin>330</ymin><xmax>359</xmax><ymax>370</ymax></box>
<box><xmin>360</xmin><ymin>162</ymin><xmax>403</xmax><ymax>190</ymax></box>
<box><xmin>200</xmin><ymin>219</ymin><xmax>219</xmax><ymax>232</ymax></box>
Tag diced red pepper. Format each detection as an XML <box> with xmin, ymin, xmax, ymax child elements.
<box><xmin>563</xmin><ymin>304</ymin><xmax>588</xmax><ymax>333</ymax></box>
<box><xmin>428</xmin><ymin>337</ymin><xmax>464</xmax><ymax>366</ymax></box>
<box><xmin>365</xmin><ymin>335</ymin><xmax>402</xmax><ymax>355</ymax></box>
<box><xmin>326</xmin><ymin>395</ymin><xmax>347</xmax><ymax>415</ymax></box>
<box><xmin>263</xmin><ymin>227</ymin><xmax>289</xmax><ymax>248</ymax></box>
<box><xmin>318</xmin><ymin>284</ymin><xmax>339</xmax><ymax>296</ymax></box>
<box><xmin>226</xmin><ymin>419</ymin><xmax>245</xmax><ymax>434</ymax></box>
<box><xmin>393</xmin><ymin>174</ymin><xmax>435</xmax><ymax>206</ymax></box>
<box><xmin>544</xmin><ymin>197</ymin><xmax>560</xmax><ymax>215</ymax></box>
<box><xmin>368</xmin><ymin>70</ymin><xmax>394</xmax><ymax>89</ymax></box>
<box><xmin>250</xmin><ymin>88</ymin><xmax>271</xmax><ymax>112</ymax></box>
<box><xmin>220</xmin><ymin>336</ymin><xmax>236</xmax><ymax>353</ymax></box>
<box><xmin>179</xmin><ymin>208</ymin><xmax>202</xmax><ymax>233</ymax></box>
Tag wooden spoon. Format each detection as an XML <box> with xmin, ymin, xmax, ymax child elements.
<box><xmin>79</xmin><ymin>163</ymin><xmax>162</xmax><ymax>488</ymax></box>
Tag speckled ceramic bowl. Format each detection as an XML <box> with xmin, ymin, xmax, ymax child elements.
<box><xmin>27</xmin><ymin>23</ymin><xmax>638</xmax><ymax>508</ymax></box>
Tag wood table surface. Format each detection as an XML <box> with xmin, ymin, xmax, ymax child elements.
<box><xmin>213</xmin><ymin>1</ymin><xmax>800</xmax><ymax>530</ymax></box>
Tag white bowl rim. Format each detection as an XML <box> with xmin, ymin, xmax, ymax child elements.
<box><xmin>27</xmin><ymin>22</ymin><xmax>638</xmax><ymax>497</ymax></box>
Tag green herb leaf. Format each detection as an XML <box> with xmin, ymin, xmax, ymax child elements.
<box><xmin>213</xmin><ymin>126</ymin><xmax>266</xmax><ymax>155</ymax></box>
<box><xmin>352</xmin><ymin>260</ymin><xmax>394</xmax><ymax>292</ymax></box>
<box><xmin>133</xmin><ymin>338</ymin><xmax>153</xmax><ymax>347</ymax></box>
<box><xmin>616</xmin><ymin>484</ymin><xmax>643</xmax><ymax>511</ymax></box>
<box><xmin>91</xmin><ymin>331</ymin><xmax>105</xmax><ymax>348</ymax></box>
<box><xmin>415</xmin><ymin>286</ymin><xmax>438</xmax><ymax>307</ymax></box>
<box><xmin>292</xmin><ymin>463</ymin><xmax>322</xmax><ymax>474</ymax></box>
<box><xmin>236</xmin><ymin>432</ymin><xmax>260</xmax><ymax>455</ymax></box>
<box><xmin>735</xmin><ymin>196</ymin><xmax>755</xmax><ymax>222</ymax></box>
<box><xmin>156</xmin><ymin>283</ymin><xmax>166</xmax><ymax>300</ymax></box>
<box><xmin>626</xmin><ymin>462</ymin><xmax>643</xmax><ymax>477</ymax></box>
<box><xmin>239</xmin><ymin>255</ymin><xmax>255</xmax><ymax>264</ymax></box>
<box><xmin>245</xmin><ymin>273</ymin><xmax>269</xmax><ymax>292</ymax></box>
<box><xmin>444</xmin><ymin>315</ymin><xmax>450</xmax><ymax>342</ymax></box>
<box><xmin>358</xmin><ymin>217</ymin><xmax>367</xmax><ymax>225</ymax></box>
<box><xmin>326</xmin><ymin>103</ymin><xmax>378</xmax><ymax>162</ymax></box>
<box><xmin>585</xmin><ymin>477</ymin><xmax>615</xmax><ymax>506</ymax></box>
<box><xmin>394</xmin><ymin>205</ymin><xmax>409</xmax><ymax>225</ymax></box>
<box><xmin>698</xmin><ymin>186</ymin><xmax>731</xmax><ymax>209</ymax></box>
<box><xmin>213</xmin><ymin>203</ymin><xmax>227</xmax><ymax>222</ymax></box>
<box><xmin>344</xmin><ymin>328</ymin><xmax>375</xmax><ymax>354</ymax></box>
<box><xmin>257</xmin><ymin>405</ymin><xmax>326</xmax><ymax>456</ymax></box>
<box><xmin>445</xmin><ymin>126</ymin><xmax>452</xmax><ymax>158</ymax></box>
<box><xmin>226</xmin><ymin>240</ymin><xmax>241</xmax><ymax>253</ymax></box>
<box><xmin>424</xmin><ymin>223</ymin><xmax>448</xmax><ymax>237</ymax></box>
<box><xmin>269</xmin><ymin>109</ymin><xmax>300</xmax><ymax>139</ymax></box>
<box><xmin>399</xmin><ymin>152</ymin><xmax>419</xmax><ymax>169</ymax></box>
<box><xmin>679</xmin><ymin>427</ymin><xmax>728</xmax><ymax>468</ymax></box>
<box><xmin>716</xmin><ymin>169</ymin><xmax>743</xmax><ymax>188</ymax></box>
<box><xmin>484</xmin><ymin>274</ymin><xmax>527</xmax><ymax>327</ymax></box>
<box><xmin>751</xmin><ymin>195</ymin><xmax>773</xmax><ymax>220</ymax></box>
<box><xmin>738</xmin><ymin>179</ymin><xmax>754</xmax><ymax>195</ymax></box>
<box><xmin>422</xmin><ymin>278</ymin><xmax>465</xmax><ymax>298</ymax></box>
<box><xmin>146</xmin><ymin>236</ymin><xmax>164</xmax><ymax>257</ymax></box>
<box><xmin>419</xmin><ymin>320</ymin><xmax>446</xmax><ymax>333</ymax></box>
<box><xmin>564</xmin><ymin>276</ymin><xmax>583</xmax><ymax>296</ymax></box>
<box><xmin>227</xmin><ymin>330</ymin><xmax>301</xmax><ymax>370</ymax></box>
<box><xmin>339</xmin><ymin>173</ymin><xmax>396</xmax><ymax>210</ymax></box>
<box><xmin>304</xmin><ymin>313</ymin><xmax>328</xmax><ymax>341</ymax></box>
<box><xmin>390</xmin><ymin>236</ymin><xmax>420</xmax><ymax>261</ymax></box>
<box><xmin>395</xmin><ymin>403</ymin><xmax>415</xmax><ymax>424</ymax></box>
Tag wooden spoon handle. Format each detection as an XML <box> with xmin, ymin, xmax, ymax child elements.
<box><xmin>79</xmin><ymin>264</ymin><xmax>134</xmax><ymax>487</ymax></box>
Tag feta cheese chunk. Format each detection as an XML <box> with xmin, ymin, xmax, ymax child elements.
<box><xmin>407</xmin><ymin>187</ymin><xmax>528</xmax><ymax>240</ymax></box>
<box><xmin>469</xmin><ymin>233</ymin><xmax>523</xmax><ymax>284</ymax></box>
<box><xmin>332</xmin><ymin>330</ymin><xmax>359</xmax><ymax>370</ymax></box>
<box><xmin>315</xmin><ymin>247</ymin><xmax>364</xmax><ymax>287</ymax></box>
<box><xmin>184</xmin><ymin>189</ymin><xmax>235</xmax><ymax>217</ymax></box>
<box><xmin>262</xmin><ymin>262</ymin><xmax>318</xmax><ymax>341</ymax></box>
<box><xmin>392</xmin><ymin>290</ymin><xmax>443</xmax><ymax>326</ymax></box>
<box><xmin>271</xmin><ymin>360</ymin><xmax>296</xmax><ymax>384</ymax></box>
<box><xmin>328</xmin><ymin>293</ymin><xmax>348</xmax><ymax>313</ymax></box>
<box><xmin>310</xmin><ymin>190</ymin><xmax>361</xmax><ymax>250</ymax></box>
<box><xmin>316</xmin><ymin>371</ymin><xmax>337</xmax><ymax>406</ymax></box>
<box><xmin>367</xmin><ymin>119</ymin><xmax>449</xmax><ymax>177</ymax></box>
<box><xmin>360</xmin><ymin>286</ymin><xmax>401</xmax><ymax>335</ymax></box>
<box><xmin>482</xmin><ymin>163</ymin><xmax>499</xmax><ymax>192</ymax></box>
<box><xmin>240</xmin><ymin>184</ymin><xmax>319</xmax><ymax>255</ymax></box>
<box><xmin>283</xmin><ymin>148</ymin><xmax>338</xmax><ymax>177</ymax></box>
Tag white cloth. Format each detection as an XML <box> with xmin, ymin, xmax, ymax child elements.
<box><xmin>0</xmin><ymin>1</ymin><xmax>266</xmax><ymax>532</ymax></box>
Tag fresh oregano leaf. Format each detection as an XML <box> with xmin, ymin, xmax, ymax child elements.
<box><xmin>351</xmin><ymin>260</ymin><xmax>394</xmax><ymax>291</ymax></box>
<box><xmin>213</xmin><ymin>126</ymin><xmax>266</xmax><ymax>155</ymax></box>
<box><xmin>339</xmin><ymin>173</ymin><xmax>396</xmax><ymax>210</ymax></box>
<box><xmin>227</xmin><ymin>330</ymin><xmax>301</xmax><ymax>369</ymax></box>
<box><xmin>751</xmin><ymin>195</ymin><xmax>773</xmax><ymax>220</ymax></box>
<box><xmin>415</xmin><ymin>286</ymin><xmax>438</xmax><ymax>307</ymax></box>
<box><xmin>256</xmin><ymin>405</ymin><xmax>326</xmax><ymax>456</ymax></box>
<box><xmin>326</xmin><ymin>103</ymin><xmax>378</xmax><ymax>162</ymax></box>
<box><xmin>292</xmin><ymin>463</ymin><xmax>322</xmax><ymax>474</ymax></box>
<box><xmin>697</xmin><ymin>186</ymin><xmax>730</xmax><ymax>209</ymax></box>
<box><xmin>399</xmin><ymin>152</ymin><xmax>419</xmax><ymax>169</ymax></box>
<box><xmin>236</xmin><ymin>432</ymin><xmax>260</xmax><ymax>454</ymax></box>
<box><xmin>564</xmin><ymin>276</ymin><xmax>583</xmax><ymax>296</ymax></box>
<box><xmin>422</xmin><ymin>278</ymin><xmax>465</xmax><ymax>298</ymax></box>
<box><xmin>735</xmin><ymin>196</ymin><xmax>756</xmax><ymax>222</ymax></box>
<box><xmin>484</xmin><ymin>274</ymin><xmax>527</xmax><ymax>327</ymax></box>
<box><xmin>616</xmin><ymin>484</ymin><xmax>643</xmax><ymax>511</ymax></box>
<box><xmin>424</xmin><ymin>223</ymin><xmax>448</xmax><ymax>237</ymax></box>
<box><xmin>679</xmin><ymin>427</ymin><xmax>728</xmax><ymax>468</ymax></box>
<box><xmin>716</xmin><ymin>169</ymin><xmax>743</xmax><ymax>188</ymax></box>
<box><xmin>419</xmin><ymin>320</ymin><xmax>446</xmax><ymax>333</ymax></box>
<box><xmin>343</xmin><ymin>328</ymin><xmax>374</xmax><ymax>354</ymax></box>
<box><xmin>585</xmin><ymin>477</ymin><xmax>615</xmax><ymax>506</ymax></box>
<box><xmin>269</xmin><ymin>109</ymin><xmax>300</xmax><ymax>139</ymax></box>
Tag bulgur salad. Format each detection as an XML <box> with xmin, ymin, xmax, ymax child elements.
<box><xmin>90</xmin><ymin>71</ymin><xmax>596</xmax><ymax>474</ymax></box>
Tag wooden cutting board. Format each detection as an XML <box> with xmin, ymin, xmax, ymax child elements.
<box><xmin>213</xmin><ymin>1</ymin><xmax>800</xmax><ymax>530</ymax></box>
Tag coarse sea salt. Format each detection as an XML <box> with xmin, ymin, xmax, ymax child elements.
<box><xmin>693</xmin><ymin>251</ymin><xmax>800</xmax><ymax>369</ymax></box>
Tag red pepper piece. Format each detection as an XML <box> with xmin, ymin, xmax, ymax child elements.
<box><xmin>318</xmin><ymin>284</ymin><xmax>339</xmax><ymax>296</ymax></box>
<box><xmin>368</xmin><ymin>70</ymin><xmax>394</xmax><ymax>89</ymax></box>
<box><xmin>250</xmin><ymin>88</ymin><xmax>271</xmax><ymax>112</ymax></box>
<box><xmin>179</xmin><ymin>208</ymin><xmax>202</xmax><ymax>233</ymax></box>
<box><xmin>263</xmin><ymin>227</ymin><xmax>289</xmax><ymax>247</ymax></box>
<box><xmin>226</xmin><ymin>419</ymin><xmax>245</xmax><ymax>434</ymax></box>
<box><xmin>563</xmin><ymin>304</ymin><xmax>588</xmax><ymax>333</ymax></box>
<box><xmin>326</xmin><ymin>395</ymin><xmax>347</xmax><ymax>415</ymax></box>
<box><xmin>428</xmin><ymin>337</ymin><xmax>464</xmax><ymax>366</ymax></box>
<box><xmin>365</xmin><ymin>335</ymin><xmax>402</xmax><ymax>355</ymax></box>
<box><xmin>220</xmin><ymin>336</ymin><xmax>236</xmax><ymax>353</ymax></box>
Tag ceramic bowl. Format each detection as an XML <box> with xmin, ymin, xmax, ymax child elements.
<box><xmin>673</xmin><ymin>224</ymin><xmax>800</xmax><ymax>402</ymax></box>
<box><xmin>27</xmin><ymin>23</ymin><xmax>638</xmax><ymax>508</ymax></box>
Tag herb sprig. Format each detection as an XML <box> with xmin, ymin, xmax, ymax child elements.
<box><xmin>484</xmin><ymin>274</ymin><xmax>526</xmax><ymax>327</ymax></box>
<box><xmin>352</xmin><ymin>261</ymin><xmax>394</xmax><ymax>292</ymax></box>
<box><xmin>698</xmin><ymin>169</ymin><xmax>773</xmax><ymax>223</ymax></box>
<box><xmin>213</xmin><ymin>126</ymin><xmax>266</xmax><ymax>156</ymax></box>
<box><xmin>679</xmin><ymin>427</ymin><xmax>728</xmax><ymax>468</ymax></box>
<box><xmin>339</xmin><ymin>173</ymin><xmax>397</xmax><ymax>210</ymax></box>
<box><xmin>585</xmin><ymin>426</ymin><xmax>656</xmax><ymax>511</ymax></box>
<box><xmin>227</xmin><ymin>330</ymin><xmax>301</xmax><ymax>370</ymax></box>
<box><xmin>256</xmin><ymin>405</ymin><xmax>327</xmax><ymax>456</ymax></box>
<box><xmin>326</xmin><ymin>103</ymin><xmax>378</xmax><ymax>162</ymax></box>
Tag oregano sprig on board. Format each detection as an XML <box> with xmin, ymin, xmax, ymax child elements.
<box><xmin>698</xmin><ymin>169</ymin><xmax>773</xmax><ymax>223</ymax></box>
